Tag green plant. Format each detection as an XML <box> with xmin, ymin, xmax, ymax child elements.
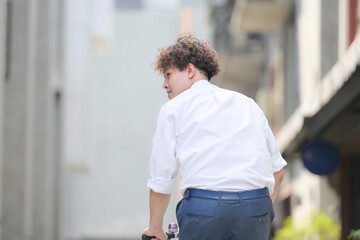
<box><xmin>272</xmin><ymin>210</ymin><xmax>341</xmax><ymax>240</ymax></box>
<box><xmin>349</xmin><ymin>229</ymin><xmax>360</xmax><ymax>239</ymax></box>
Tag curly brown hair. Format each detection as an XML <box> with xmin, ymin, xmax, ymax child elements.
<box><xmin>154</xmin><ymin>33</ymin><xmax>221</xmax><ymax>80</ymax></box>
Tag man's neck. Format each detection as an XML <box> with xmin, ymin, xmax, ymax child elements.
<box><xmin>192</xmin><ymin>73</ymin><xmax>208</xmax><ymax>82</ymax></box>
<box><xmin>190</xmin><ymin>78</ymin><xmax>208</xmax><ymax>88</ymax></box>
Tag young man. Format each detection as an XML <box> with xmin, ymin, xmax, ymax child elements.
<box><xmin>143</xmin><ymin>34</ymin><xmax>287</xmax><ymax>240</ymax></box>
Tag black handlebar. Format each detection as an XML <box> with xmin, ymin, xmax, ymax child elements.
<box><xmin>142</xmin><ymin>223</ymin><xmax>178</xmax><ymax>239</ymax></box>
<box><xmin>142</xmin><ymin>232</ymin><xmax>176</xmax><ymax>240</ymax></box>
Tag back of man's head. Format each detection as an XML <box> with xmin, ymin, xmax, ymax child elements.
<box><xmin>154</xmin><ymin>33</ymin><xmax>221</xmax><ymax>80</ymax></box>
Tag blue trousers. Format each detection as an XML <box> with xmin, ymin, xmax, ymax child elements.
<box><xmin>176</xmin><ymin>188</ymin><xmax>274</xmax><ymax>240</ymax></box>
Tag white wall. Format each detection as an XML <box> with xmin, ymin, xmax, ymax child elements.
<box><xmin>338</xmin><ymin>0</ymin><xmax>349</xmax><ymax>58</ymax></box>
<box><xmin>297</xmin><ymin>0</ymin><xmax>321</xmax><ymax>115</ymax></box>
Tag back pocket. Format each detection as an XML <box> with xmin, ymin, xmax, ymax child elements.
<box><xmin>185</xmin><ymin>197</ymin><xmax>218</xmax><ymax>217</ymax></box>
<box><xmin>243</xmin><ymin>197</ymin><xmax>271</xmax><ymax>218</ymax></box>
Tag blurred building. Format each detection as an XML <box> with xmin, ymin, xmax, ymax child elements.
<box><xmin>3</xmin><ymin>0</ymin><xmax>359</xmax><ymax>240</ymax></box>
<box><xmin>0</xmin><ymin>0</ymin><xmax>65</xmax><ymax>240</ymax></box>
<box><xmin>214</xmin><ymin>0</ymin><xmax>360</xmax><ymax>239</ymax></box>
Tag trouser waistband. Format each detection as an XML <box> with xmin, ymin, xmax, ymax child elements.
<box><xmin>184</xmin><ymin>188</ymin><xmax>269</xmax><ymax>200</ymax></box>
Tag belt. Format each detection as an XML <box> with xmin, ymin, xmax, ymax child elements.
<box><xmin>184</xmin><ymin>188</ymin><xmax>269</xmax><ymax>200</ymax></box>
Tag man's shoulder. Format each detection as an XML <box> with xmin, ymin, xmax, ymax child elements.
<box><xmin>216</xmin><ymin>85</ymin><xmax>253</xmax><ymax>102</ymax></box>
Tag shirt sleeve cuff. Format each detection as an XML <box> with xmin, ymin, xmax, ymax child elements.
<box><xmin>271</xmin><ymin>152</ymin><xmax>287</xmax><ymax>173</ymax></box>
<box><xmin>147</xmin><ymin>178</ymin><xmax>175</xmax><ymax>194</ymax></box>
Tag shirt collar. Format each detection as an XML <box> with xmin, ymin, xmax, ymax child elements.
<box><xmin>169</xmin><ymin>80</ymin><xmax>211</xmax><ymax>102</ymax></box>
<box><xmin>190</xmin><ymin>79</ymin><xmax>211</xmax><ymax>89</ymax></box>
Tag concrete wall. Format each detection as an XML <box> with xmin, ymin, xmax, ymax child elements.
<box><xmin>338</xmin><ymin>0</ymin><xmax>349</xmax><ymax>57</ymax></box>
<box><xmin>2</xmin><ymin>1</ymin><xmax>31</xmax><ymax>238</ymax></box>
<box><xmin>0</xmin><ymin>0</ymin><xmax>64</xmax><ymax>240</ymax></box>
<box><xmin>283</xmin><ymin>20</ymin><xmax>300</xmax><ymax>122</ymax></box>
<box><xmin>320</xmin><ymin>0</ymin><xmax>338</xmax><ymax>78</ymax></box>
<box><xmin>0</xmin><ymin>0</ymin><xmax>6</xmax><ymax>238</ymax></box>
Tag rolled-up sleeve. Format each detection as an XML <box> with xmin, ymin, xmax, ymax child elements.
<box><xmin>253</xmin><ymin>101</ymin><xmax>287</xmax><ymax>173</ymax></box>
<box><xmin>264</xmin><ymin>121</ymin><xmax>287</xmax><ymax>173</ymax></box>
<box><xmin>147</xmin><ymin>104</ymin><xmax>179</xmax><ymax>194</ymax></box>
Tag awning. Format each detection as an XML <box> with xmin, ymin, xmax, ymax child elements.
<box><xmin>229</xmin><ymin>0</ymin><xmax>293</xmax><ymax>32</ymax></box>
<box><xmin>276</xmin><ymin>37</ymin><xmax>360</xmax><ymax>157</ymax></box>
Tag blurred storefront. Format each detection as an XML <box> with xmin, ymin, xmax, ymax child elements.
<box><xmin>215</xmin><ymin>0</ymin><xmax>360</xmax><ymax>239</ymax></box>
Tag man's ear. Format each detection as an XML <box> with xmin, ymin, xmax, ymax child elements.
<box><xmin>186</xmin><ymin>63</ymin><xmax>196</xmax><ymax>79</ymax></box>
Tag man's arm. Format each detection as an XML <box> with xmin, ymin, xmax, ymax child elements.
<box><xmin>270</xmin><ymin>168</ymin><xmax>284</xmax><ymax>203</ymax></box>
<box><xmin>143</xmin><ymin>190</ymin><xmax>171</xmax><ymax>240</ymax></box>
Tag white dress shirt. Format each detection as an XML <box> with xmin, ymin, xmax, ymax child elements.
<box><xmin>147</xmin><ymin>80</ymin><xmax>287</xmax><ymax>195</ymax></box>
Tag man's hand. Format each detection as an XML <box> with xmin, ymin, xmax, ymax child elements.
<box><xmin>144</xmin><ymin>190</ymin><xmax>171</xmax><ymax>240</ymax></box>
<box><xmin>270</xmin><ymin>168</ymin><xmax>285</xmax><ymax>203</ymax></box>
<box><xmin>142</xmin><ymin>227</ymin><xmax>168</xmax><ymax>240</ymax></box>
